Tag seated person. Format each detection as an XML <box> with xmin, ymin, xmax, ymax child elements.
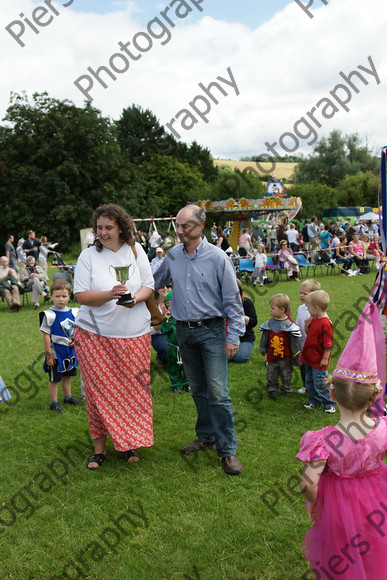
<box><xmin>20</xmin><ymin>256</ymin><xmax>50</xmax><ymax>310</ymax></box>
<box><xmin>229</xmin><ymin>280</ymin><xmax>257</xmax><ymax>363</ymax></box>
<box><xmin>348</xmin><ymin>233</ymin><xmax>369</xmax><ymax>273</ymax></box>
<box><xmin>150</xmin><ymin>285</ymin><xmax>170</xmax><ymax>367</ymax></box>
<box><xmin>278</xmin><ymin>240</ymin><xmax>300</xmax><ymax>281</ymax></box>
<box><xmin>0</xmin><ymin>256</ymin><xmax>22</xmax><ymax>311</ymax></box>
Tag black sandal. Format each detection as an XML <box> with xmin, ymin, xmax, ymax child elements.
<box><xmin>87</xmin><ymin>453</ymin><xmax>105</xmax><ymax>470</ymax></box>
<box><xmin>122</xmin><ymin>450</ymin><xmax>140</xmax><ymax>463</ymax></box>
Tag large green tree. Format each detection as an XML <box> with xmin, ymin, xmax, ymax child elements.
<box><xmin>116</xmin><ymin>105</ymin><xmax>218</xmax><ymax>183</ymax></box>
<box><xmin>334</xmin><ymin>171</ymin><xmax>379</xmax><ymax>208</ymax></box>
<box><xmin>0</xmin><ymin>92</ymin><xmax>135</xmax><ymax>249</ymax></box>
<box><xmin>139</xmin><ymin>155</ymin><xmax>208</xmax><ymax>216</ymax></box>
<box><xmin>293</xmin><ymin>131</ymin><xmax>378</xmax><ymax>187</ymax></box>
<box><xmin>292</xmin><ymin>183</ymin><xmax>338</xmax><ymax>218</ymax></box>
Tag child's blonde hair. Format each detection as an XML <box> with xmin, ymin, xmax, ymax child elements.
<box><xmin>300</xmin><ymin>279</ymin><xmax>321</xmax><ymax>293</ymax></box>
<box><xmin>326</xmin><ymin>375</ymin><xmax>382</xmax><ymax>411</ymax></box>
<box><xmin>50</xmin><ymin>279</ymin><xmax>72</xmax><ymax>296</ymax></box>
<box><xmin>270</xmin><ymin>293</ymin><xmax>290</xmax><ymax>316</ymax></box>
<box><xmin>305</xmin><ymin>290</ymin><xmax>329</xmax><ymax>311</ymax></box>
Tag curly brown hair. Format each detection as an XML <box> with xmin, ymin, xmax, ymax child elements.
<box><xmin>92</xmin><ymin>204</ymin><xmax>135</xmax><ymax>252</ymax></box>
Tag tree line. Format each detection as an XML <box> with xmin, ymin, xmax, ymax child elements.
<box><xmin>0</xmin><ymin>92</ymin><xmax>379</xmax><ymax>250</ymax></box>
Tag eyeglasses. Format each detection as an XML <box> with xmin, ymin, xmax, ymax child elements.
<box><xmin>176</xmin><ymin>221</ymin><xmax>200</xmax><ymax>231</ymax></box>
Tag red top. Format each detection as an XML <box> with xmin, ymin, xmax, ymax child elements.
<box><xmin>300</xmin><ymin>316</ymin><xmax>333</xmax><ymax>369</ymax></box>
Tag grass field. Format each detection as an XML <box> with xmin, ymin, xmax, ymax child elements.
<box><xmin>0</xmin><ymin>261</ymin><xmax>382</xmax><ymax>580</ymax></box>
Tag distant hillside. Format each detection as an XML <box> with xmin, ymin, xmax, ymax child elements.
<box><xmin>213</xmin><ymin>160</ymin><xmax>298</xmax><ymax>181</ymax></box>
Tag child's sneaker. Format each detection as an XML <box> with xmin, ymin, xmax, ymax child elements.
<box><xmin>50</xmin><ymin>401</ymin><xmax>64</xmax><ymax>413</ymax></box>
<box><xmin>297</xmin><ymin>387</ymin><xmax>307</xmax><ymax>394</ymax></box>
<box><xmin>63</xmin><ymin>395</ymin><xmax>84</xmax><ymax>405</ymax></box>
<box><xmin>304</xmin><ymin>403</ymin><xmax>316</xmax><ymax>410</ymax></box>
<box><xmin>325</xmin><ymin>406</ymin><xmax>336</xmax><ymax>414</ymax></box>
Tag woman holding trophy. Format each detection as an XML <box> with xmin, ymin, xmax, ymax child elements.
<box><xmin>73</xmin><ymin>204</ymin><xmax>154</xmax><ymax>469</ymax></box>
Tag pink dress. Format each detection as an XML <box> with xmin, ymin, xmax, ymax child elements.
<box><xmin>297</xmin><ymin>419</ymin><xmax>387</xmax><ymax>579</ymax></box>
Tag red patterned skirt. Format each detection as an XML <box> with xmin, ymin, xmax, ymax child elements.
<box><xmin>74</xmin><ymin>327</ymin><xmax>153</xmax><ymax>452</ymax></box>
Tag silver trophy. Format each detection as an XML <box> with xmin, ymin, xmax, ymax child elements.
<box><xmin>109</xmin><ymin>264</ymin><xmax>134</xmax><ymax>306</ymax></box>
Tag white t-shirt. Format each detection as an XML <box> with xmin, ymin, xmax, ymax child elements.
<box><xmin>74</xmin><ymin>242</ymin><xmax>154</xmax><ymax>338</ymax></box>
<box><xmin>286</xmin><ymin>229</ymin><xmax>299</xmax><ymax>244</ymax></box>
<box><xmin>296</xmin><ymin>303</ymin><xmax>310</xmax><ymax>348</ymax></box>
<box><xmin>254</xmin><ymin>253</ymin><xmax>267</xmax><ymax>268</ymax></box>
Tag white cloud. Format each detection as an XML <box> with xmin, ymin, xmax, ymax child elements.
<box><xmin>1</xmin><ymin>0</ymin><xmax>386</xmax><ymax>159</ymax></box>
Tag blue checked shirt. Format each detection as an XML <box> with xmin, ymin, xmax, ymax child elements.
<box><xmin>153</xmin><ymin>237</ymin><xmax>245</xmax><ymax>345</ymax></box>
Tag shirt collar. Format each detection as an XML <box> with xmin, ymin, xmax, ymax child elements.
<box><xmin>182</xmin><ymin>236</ymin><xmax>207</xmax><ymax>258</ymax></box>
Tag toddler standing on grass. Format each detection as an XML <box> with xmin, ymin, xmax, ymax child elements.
<box><xmin>40</xmin><ymin>279</ymin><xmax>84</xmax><ymax>413</ymax></box>
<box><xmin>252</xmin><ymin>244</ymin><xmax>267</xmax><ymax>286</ymax></box>
<box><xmin>259</xmin><ymin>293</ymin><xmax>301</xmax><ymax>398</ymax></box>
<box><xmin>301</xmin><ymin>290</ymin><xmax>336</xmax><ymax>414</ymax></box>
<box><xmin>296</xmin><ymin>279</ymin><xmax>321</xmax><ymax>394</ymax></box>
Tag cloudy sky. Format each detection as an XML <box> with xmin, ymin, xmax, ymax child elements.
<box><xmin>2</xmin><ymin>0</ymin><xmax>386</xmax><ymax>160</ymax></box>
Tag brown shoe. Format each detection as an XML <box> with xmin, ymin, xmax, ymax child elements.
<box><xmin>181</xmin><ymin>439</ymin><xmax>215</xmax><ymax>455</ymax></box>
<box><xmin>221</xmin><ymin>456</ymin><xmax>243</xmax><ymax>475</ymax></box>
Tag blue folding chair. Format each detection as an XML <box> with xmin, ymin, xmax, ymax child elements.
<box><xmin>266</xmin><ymin>256</ymin><xmax>280</xmax><ymax>281</ymax></box>
<box><xmin>294</xmin><ymin>253</ymin><xmax>316</xmax><ymax>278</ymax></box>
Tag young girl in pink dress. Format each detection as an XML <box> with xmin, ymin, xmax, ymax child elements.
<box><xmin>297</xmin><ymin>302</ymin><xmax>387</xmax><ymax>580</ymax></box>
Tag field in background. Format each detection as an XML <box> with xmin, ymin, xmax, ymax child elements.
<box><xmin>213</xmin><ymin>160</ymin><xmax>298</xmax><ymax>181</ymax></box>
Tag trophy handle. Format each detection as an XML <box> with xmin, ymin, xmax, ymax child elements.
<box><xmin>109</xmin><ymin>265</ymin><xmax>117</xmax><ymax>281</ymax></box>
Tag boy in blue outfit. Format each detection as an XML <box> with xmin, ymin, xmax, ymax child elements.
<box><xmin>161</xmin><ymin>289</ymin><xmax>190</xmax><ymax>394</ymax></box>
<box><xmin>40</xmin><ymin>279</ymin><xmax>83</xmax><ymax>412</ymax></box>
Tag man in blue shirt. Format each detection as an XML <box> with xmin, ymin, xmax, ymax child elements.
<box><xmin>22</xmin><ymin>230</ymin><xmax>41</xmax><ymax>262</ymax></box>
<box><xmin>154</xmin><ymin>205</ymin><xmax>245</xmax><ymax>475</ymax></box>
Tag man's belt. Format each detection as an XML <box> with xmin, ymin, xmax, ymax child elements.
<box><xmin>176</xmin><ymin>317</ymin><xmax>222</xmax><ymax>328</ymax></box>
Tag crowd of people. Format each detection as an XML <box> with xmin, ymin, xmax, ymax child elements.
<box><xmin>0</xmin><ymin>231</ymin><xmax>57</xmax><ymax>310</ymax></box>
<box><xmin>208</xmin><ymin>215</ymin><xmax>383</xmax><ymax>280</ymax></box>
<box><xmin>1</xmin><ymin>202</ymin><xmax>386</xmax><ymax>577</ymax></box>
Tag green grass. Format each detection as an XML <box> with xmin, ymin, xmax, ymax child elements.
<box><xmin>0</xmin><ymin>263</ymin><xmax>381</xmax><ymax>580</ymax></box>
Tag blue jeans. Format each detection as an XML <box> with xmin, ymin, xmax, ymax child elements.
<box><xmin>304</xmin><ymin>364</ymin><xmax>336</xmax><ymax>409</ymax></box>
<box><xmin>229</xmin><ymin>341</ymin><xmax>255</xmax><ymax>363</ymax></box>
<box><xmin>151</xmin><ymin>333</ymin><xmax>167</xmax><ymax>364</ymax></box>
<box><xmin>336</xmin><ymin>257</ymin><xmax>353</xmax><ymax>270</ymax></box>
<box><xmin>176</xmin><ymin>319</ymin><xmax>237</xmax><ymax>456</ymax></box>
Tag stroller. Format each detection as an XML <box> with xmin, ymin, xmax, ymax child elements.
<box><xmin>236</xmin><ymin>257</ymin><xmax>255</xmax><ymax>285</ymax></box>
<box><xmin>51</xmin><ymin>252</ymin><xmax>75</xmax><ymax>298</ymax></box>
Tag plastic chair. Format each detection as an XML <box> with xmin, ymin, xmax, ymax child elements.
<box><xmin>294</xmin><ymin>253</ymin><xmax>316</xmax><ymax>278</ymax></box>
<box><xmin>265</xmin><ymin>256</ymin><xmax>279</xmax><ymax>281</ymax></box>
